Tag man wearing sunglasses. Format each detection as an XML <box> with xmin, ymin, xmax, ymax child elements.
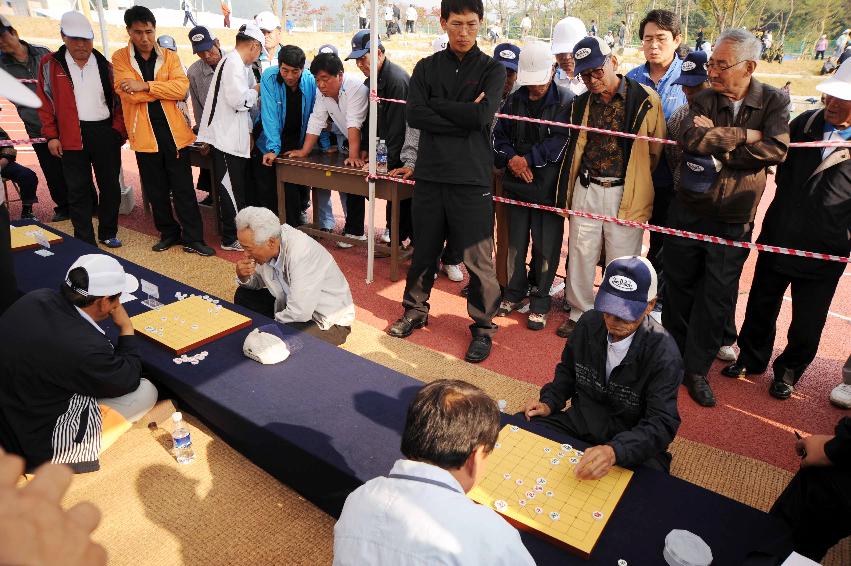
<box><xmin>554</xmin><ymin>36</ymin><xmax>666</xmax><ymax>340</ymax></box>
<box><xmin>664</xmin><ymin>29</ymin><xmax>790</xmax><ymax>408</ymax></box>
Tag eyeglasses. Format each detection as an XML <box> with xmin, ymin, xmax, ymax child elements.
<box><xmin>641</xmin><ymin>35</ymin><xmax>672</xmax><ymax>46</ymax></box>
<box><xmin>579</xmin><ymin>57</ymin><xmax>609</xmax><ymax>81</ymax></box>
<box><xmin>448</xmin><ymin>22</ymin><xmax>480</xmax><ymax>32</ymax></box>
<box><xmin>706</xmin><ymin>59</ymin><xmax>749</xmax><ymax>72</ymax></box>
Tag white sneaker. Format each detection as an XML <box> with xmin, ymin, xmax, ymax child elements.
<box><xmin>221</xmin><ymin>240</ymin><xmax>243</xmax><ymax>251</ymax></box>
<box><xmin>380</xmin><ymin>228</ymin><xmax>391</xmax><ymax>244</ymax></box>
<box><xmin>337</xmin><ymin>233</ymin><xmax>368</xmax><ymax>248</ymax></box>
<box><xmin>717</xmin><ymin>345</ymin><xmax>738</xmax><ymax>362</ymax></box>
<box><xmin>830</xmin><ymin>383</ymin><xmax>851</xmax><ymax>409</ymax></box>
<box><xmin>442</xmin><ymin>263</ymin><xmax>464</xmax><ymax>282</ymax></box>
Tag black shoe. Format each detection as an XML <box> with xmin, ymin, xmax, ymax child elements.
<box><xmin>387</xmin><ymin>316</ymin><xmax>427</xmax><ymax>338</ymax></box>
<box><xmin>152</xmin><ymin>236</ymin><xmax>179</xmax><ymax>252</ymax></box>
<box><xmin>51</xmin><ymin>209</ymin><xmax>69</xmax><ymax>222</ymax></box>
<box><xmin>684</xmin><ymin>373</ymin><xmax>716</xmax><ymax>407</ymax></box>
<box><xmin>721</xmin><ymin>362</ymin><xmax>766</xmax><ymax>378</ymax></box>
<box><xmin>198</xmin><ymin>194</ymin><xmax>213</xmax><ymax>207</ymax></box>
<box><xmin>183</xmin><ymin>241</ymin><xmax>215</xmax><ymax>257</ymax></box>
<box><xmin>556</xmin><ymin>317</ymin><xmax>577</xmax><ymax>338</ymax></box>
<box><xmin>464</xmin><ymin>336</ymin><xmax>492</xmax><ymax>363</ymax></box>
<box><xmin>769</xmin><ymin>380</ymin><xmax>794</xmax><ymax>400</ymax></box>
<box><xmin>21</xmin><ymin>205</ymin><xmax>36</xmax><ymax>220</ymax></box>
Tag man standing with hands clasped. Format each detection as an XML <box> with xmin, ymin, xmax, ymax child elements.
<box><xmin>387</xmin><ymin>0</ymin><xmax>505</xmax><ymax>364</ymax></box>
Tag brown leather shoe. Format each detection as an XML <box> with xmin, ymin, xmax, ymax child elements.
<box><xmin>556</xmin><ymin>317</ymin><xmax>577</xmax><ymax>338</ymax></box>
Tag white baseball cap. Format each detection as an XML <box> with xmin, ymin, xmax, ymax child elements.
<box><xmin>65</xmin><ymin>254</ymin><xmax>139</xmax><ymax>297</ymax></box>
<box><xmin>60</xmin><ymin>11</ymin><xmax>94</xmax><ymax>40</ymax></box>
<box><xmin>243</xmin><ymin>328</ymin><xmax>290</xmax><ymax>364</ymax></box>
<box><xmin>551</xmin><ymin>17</ymin><xmax>586</xmax><ymax>55</ymax></box>
<box><xmin>0</xmin><ymin>68</ymin><xmax>41</xmax><ymax>108</ymax></box>
<box><xmin>254</xmin><ymin>11</ymin><xmax>281</xmax><ymax>32</ymax></box>
<box><xmin>817</xmin><ymin>59</ymin><xmax>851</xmax><ymax>101</ymax></box>
<box><xmin>432</xmin><ymin>33</ymin><xmax>449</xmax><ymax>53</ymax></box>
<box><xmin>517</xmin><ymin>41</ymin><xmax>554</xmax><ymax>86</ymax></box>
<box><xmin>239</xmin><ymin>22</ymin><xmax>269</xmax><ymax>58</ymax></box>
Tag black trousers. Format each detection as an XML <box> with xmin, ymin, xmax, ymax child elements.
<box><xmin>251</xmin><ymin>150</ymin><xmax>308</xmax><ymax>227</ymax></box>
<box><xmin>359</xmin><ymin>17</ymin><xmax>367</xmax><ymax>29</ymax></box>
<box><xmin>646</xmin><ymin>183</ymin><xmax>673</xmax><ymax>273</ymax></box>
<box><xmin>196</xmin><ymin>168</ymin><xmax>211</xmax><ymax>194</ymax></box>
<box><xmin>182</xmin><ymin>11</ymin><xmax>197</xmax><ymax>26</ymax></box>
<box><xmin>343</xmin><ymin>194</ymin><xmax>365</xmax><ymax>237</ymax></box>
<box><xmin>402</xmin><ymin>181</ymin><xmax>501</xmax><ymax>337</ymax></box>
<box><xmin>234</xmin><ymin>287</ymin><xmax>351</xmax><ymax>346</ymax></box>
<box><xmin>736</xmin><ymin>256</ymin><xmax>842</xmax><ymax>383</ymax></box>
<box><xmin>385</xmin><ymin>198</ymin><xmax>413</xmax><ymax>243</ymax></box>
<box><xmin>662</xmin><ymin>200</ymin><xmax>752</xmax><ymax>376</ymax></box>
<box><xmin>211</xmin><ymin>148</ymin><xmax>248</xmax><ymax>244</ymax></box>
<box><xmin>1</xmin><ymin>162</ymin><xmax>37</xmax><ymax>205</ymax></box>
<box><xmin>32</xmin><ymin>142</ymin><xmax>69</xmax><ymax>212</ymax></box>
<box><xmin>532</xmin><ymin>412</ymin><xmax>671</xmax><ymax>472</ymax></box>
<box><xmin>815</xmin><ymin>50</ymin><xmax>825</xmax><ymax>60</ymax></box>
<box><xmin>0</xmin><ymin>204</ymin><xmax>17</xmax><ymax>315</ymax></box>
<box><xmin>503</xmin><ymin>206</ymin><xmax>564</xmax><ymax>313</ymax></box>
<box><xmin>405</xmin><ymin>20</ymin><xmax>415</xmax><ymax>32</ymax></box>
<box><xmin>61</xmin><ymin>120</ymin><xmax>121</xmax><ymax>244</ymax></box>
<box><xmin>770</xmin><ymin>465</ymin><xmax>851</xmax><ymax>561</ymax></box>
<box><xmin>136</xmin><ymin>146</ymin><xmax>205</xmax><ymax>244</ymax></box>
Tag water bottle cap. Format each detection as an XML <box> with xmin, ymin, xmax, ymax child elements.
<box><xmin>172</xmin><ymin>411</ymin><xmax>183</xmax><ymax>422</ymax></box>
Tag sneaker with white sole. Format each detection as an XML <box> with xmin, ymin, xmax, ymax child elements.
<box><xmin>495</xmin><ymin>299</ymin><xmax>519</xmax><ymax>317</ymax></box>
<box><xmin>527</xmin><ymin>312</ymin><xmax>547</xmax><ymax>330</ymax></box>
<box><xmin>380</xmin><ymin>228</ymin><xmax>391</xmax><ymax>244</ymax></box>
<box><xmin>830</xmin><ymin>383</ymin><xmax>851</xmax><ymax>409</ymax></box>
<box><xmin>337</xmin><ymin>233</ymin><xmax>368</xmax><ymax>248</ymax></box>
<box><xmin>717</xmin><ymin>345</ymin><xmax>738</xmax><ymax>362</ymax></box>
<box><xmin>442</xmin><ymin>263</ymin><xmax>464</xmax><ymax>282</ymax></box>
<box><xmin>221</xmin><ymin>240</ymin><xmax>243</xmax><ymax>251</ymax></box>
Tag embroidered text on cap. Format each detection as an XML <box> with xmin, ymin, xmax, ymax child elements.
<box><xmin>608</xmin><ymin>275</ymin><xmax>637</xmax><ymax>292</ymax></box>
<box><xmin>687</xmin><ymin>162</ymin><xmax>705</xmax><ymax>172</ymax></box>
<box><xmin>191</xmin><ymin>33</ymin><xmax>204</xmax><ymax>42</ymax></box>
<box><xmin>575</xmin><ymin>47</ymin><xmax>592</xmax><ymax>59</ymax></box>
<box><xmin>500</xmin><ymin>49</ymin><xmax>517</xmax><ymax>59</ymax></box>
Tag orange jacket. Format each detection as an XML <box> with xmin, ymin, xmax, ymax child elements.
<box><xmin>112</xmin><ymin>42</ymin><xmax>195</xmax><ymax>153</ymax></box>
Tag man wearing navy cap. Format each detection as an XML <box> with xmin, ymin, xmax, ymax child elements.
<box><xmin>523</xmin><ymin>256</ymin><xmax>682</xmax><ymax>478</ymax></box>
<box><xmin>492</xmin><ymin>42</ymin><xmax>520</xmax><ymax>100</ymax></box>
<box><xmin>186</xmin><ymin>26</ymin><xmax>222</xmax><ymax>204</ymax></box>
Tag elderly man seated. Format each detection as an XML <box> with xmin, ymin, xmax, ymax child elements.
<box><xmin>334</xmin><ymin>379</ymin><xmax>535</xmax><ymax>565</ymax></box>
<box><xmin>522</xmin><ymin>256</ymin><xmax>682</xmax><ymax>478</ymax></box>
<box><xmin>0</xmin><ymin>255</ymin><xmax>158</xmax><ymax>473</ymax></box>
<box><xmin>233</xmin><ymin>207</ymin><xmax>355</xmax><ymax>345</ymax></box>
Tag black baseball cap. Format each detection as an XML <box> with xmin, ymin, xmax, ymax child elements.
<box><xmin>188</xmin><ymin>26</ymin><xmax>215</xmax><ymax>54</ymax></box>
<box><xmin>673</xmin><ymin>51</ymin><xmax>709</xmax><ymax>87</ymax></box>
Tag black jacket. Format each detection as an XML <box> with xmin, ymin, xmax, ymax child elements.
<box><xmin>492</xmin><ymin>82</ymin><xmax>573</xmax><ymax>205</ymax></box>
<box><xmin>756</xmin><ymin>109</ymin><xmax>851</xmax><ymax>279</ymax></box>
<box><xmin>825</xmin><ymin>418</ymin><xmax>851</xmax><ymax>468</ymax></box>
<box><xmin>406</xmin><ymin>43</ymin><xmax>506</xmax><ymax>187</ymax></box>
<box><xmin>0</xmin><ymin>289</ymin><xmax>142</xmax><ymax>473</ymax></box>
<box><xmin>539</xmin><ymin>310</ymin><xmax>683</xmax><ymax>468</ymax></box>
<box><xmin>365</xmin><ymin>58</ymin><xmax>410</xmax><ymax>171</ymax></box>
<box><xmin>0</xmin><ymin>41</ymin><xmax>51</xmax><ymax>138</ymax></box>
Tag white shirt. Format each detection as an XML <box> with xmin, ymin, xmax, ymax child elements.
<box><xmin>334</xmin><ymin>459</ymin><xmax>536</xmax><ymax>566</ymax></box>
<box><xmin>406</xmin><ymin>6</ymin><xmax>417</xmax><ymax>20</ymax></box>
<box><xmin>384</xmin><ymin>6</ymin><xmax>394</xmax><ymax>20</ymax></box>
<box><xmin>75</xmin><ymin>307</ymin><xmax>105</xmax><ymax>335</ymax></box>
<box><xmin>520</xmin><ymin>17</ymin><xmax>532</xmax><ymax>30</ymax></box>
<box><xmin>64</xmin><ymin>52</ymin><xmax>109</xmax><ymax>122</ymax></box>
<box><xmin>605</xmin><ymin>332</ymin><xmax>634</xmax><ymax>381</ymax></box>
<box><xmin>731</xmin><ymin>98</ymin><xmax>744</xmax><ymax>121</ymax></box>
<box><xmin>553</xmin><ymin>68</ymin><xmax>587</xmax><ymax>96</ymax></box>
<box><xmin>306</xmin><ymin>73</ymin><xmax>369</xmax><ymax>138</ymax></box>
<box><xmin>197</xmin><ymin>50</ymin><xmax>258</xmax><ymax>158</ymax></box>
<box><xmin>238</xmin><ymin>224</ymin><xmax>355</xmax><ymax>329</ymax></box>
<box><xmin>358</xmin><ymin>3</ymin><xmax>368</xmax><ymax>17</ymax></box>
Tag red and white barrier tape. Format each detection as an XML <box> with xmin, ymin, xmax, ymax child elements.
<box><xmin>17</xmin><ymin>78</ymin><xmax>38</xmax><ymax>84</ymax></box>
<box><xmin>364</xmin><ymin>173</ymin><xmax>849</xmax><ymax>264</ymax></box>
<box><xmin>0</xmin><ymin>137</ymin><xmax>46</xmax><ymax>147</ymax></box>
<box><xmin>369</xmin><ymin>91</ymin><xmax>851</xmax><ymax>149</ymax></box>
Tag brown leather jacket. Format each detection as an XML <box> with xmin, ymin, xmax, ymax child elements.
<box><xmin>679</xmin><ymin>79</ymin><xmax>789</xmax><ymax>223</ymax></box>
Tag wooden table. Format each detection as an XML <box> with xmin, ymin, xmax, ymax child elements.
<box><xmin>274</xmin><ymin>153</ymin><xmax>413</xmax><ymax>281</ymax></box>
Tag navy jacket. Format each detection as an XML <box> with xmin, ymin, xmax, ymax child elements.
<box><xmin>539</xmin><ymin>310</ymin><xmax>683</xmax><ymax>468</ymax></box>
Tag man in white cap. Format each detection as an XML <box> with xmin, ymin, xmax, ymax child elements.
<box><xmin>523</xmin><ymin>256</ymin><xmax>682</xmax><ymax>477</ymax></box>
<box><xmin>493</xmin><ymin>41</ymin><xmax>572</xmax><ymax>331</ymax></box>
<box><xmin>255</xmin><ymin>11</ymin><xmax>283</xmax><ymax>73</ymax></box>
<box><xmin>0</xmin><ymin>255</ymin><xmax>157</xmax><ymax>473</ymax></box>
<box><xmin>550</xmin><ymin>16</ymin><xmax>587</xmax><ymax>96</ymax></box>
<box><xmin>0</xmin><ymin>67</ymin><xmax>41</xmax><ymax>313</ymax></box>
<box><xmin>36</xmin><ymin>11</ymin><xmax>126</xmax><ymax>248</ymax></box>
<box><xmin>722</xmin><ymin>59</ymin><xmax>851</xmax><ymax>403</ymax></box>
<box><xmin>197</xmin><ymin>23</ymin><xmax>265</xmax><ymax>251</ymax></box>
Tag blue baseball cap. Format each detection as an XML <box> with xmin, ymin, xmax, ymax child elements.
<box><xmin>157</xmin><ymin>35</ymin><xmax>177</xmax><ymax>52</ymax></box>
<box><xmin>673</xmin><ymin>51</ymin><xmax>708</xmax><ymax>87</ymax></box>
<box><xmin>572</xmin><ymin>36</ymin><xmax>611</xmax><ymax>75</ymax></box>
<box><xmin>188</xmin><ymin>26</ymin><xmax>215</xmax><ymax>54</ymax></box>
<box><xmin>493</xmin><ymin>43</ymin><xmax>521</xmax><ymax>72</ymax></box>
<box><xmin>679</xmin><ymin>153</ymin><xmax>719</xmax><ymax>194</ymax></box>
<box><xmin>594</xmin><ymin>256</ymin><xmax>658</xmax><ymax>321</ymax></box>
<box><xmin>346</xmin><ymin>29</ymin><xmax>382</xmax><ymax>60</ymax></box>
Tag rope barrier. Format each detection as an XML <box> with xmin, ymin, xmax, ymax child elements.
<box><xmin>0</xmin><ymin>137</ymin><xmax>47</xmax><ymax>147</ymax></box>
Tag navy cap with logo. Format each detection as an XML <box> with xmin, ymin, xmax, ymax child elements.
<box><xmin>318</xmin><ymin>44</ymin><xmax>339</xmax><ymax>56</ymax></box>
<box><xmin>572</xmin><ymin>36</ymin><xmax>611</xmax><ymax>75</ymax></box>
<box><xmin>673</xmin><ymin>50</ymin><xmax>708</xmax><ymax>87</ymax></box>
<box><xmin>679</xmin><ymin>153</ymin><xmax>718</xmax><ymax>194</ymax></box>
<box><xmin>188</xmin><ymin>26</ymin><xmax>215</xmax><ymax>54</ymax></box>
<box><xmin>594</xmin><ymin>256</ymin><xmax>658</xmax><ymax>322</ymax></box>
<box><xmin>493</xmin><ymin>43</ymin><xmax>521</xmax><ymax>72</ymax></box>
<box><xmin>346</xmin><ymin>29</ymin><xmax>382</xmax><ymax>60</ymax></box>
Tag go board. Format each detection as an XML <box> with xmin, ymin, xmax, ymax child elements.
<box><xmin>10</xmin><ymin>225</ymin><xmax>63</xmax><ymax>251</ymax></box>
<box><xmin>131</xmin><ymin>295</ymin><xmax>252</xmax><ymax>354</ymax></box>
<box><xmin>468</xmin><ymin>424</ymin><xmax>633</xmax><ymax>558</ymax></box>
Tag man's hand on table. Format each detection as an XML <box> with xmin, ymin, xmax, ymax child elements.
<box><xmin>284</xmin><ymin>148</ymin><xmax>310</xmax><ymax>159</ymax></box>
<box><xmin>345</xmin><ymin>151</ymin><xmax>367</xmax><ymax>168</ymax></box>
<box><xmin>262</xmin><ymin>152</ymin><xmax>277</xmax><ymax>166</ymax></box>
<box><xmin>797</xmin><ymin>434</ymin><xmax>834</xmax><ymax>468</ymax></box>
<box><xmin>574</xmin><ymin>445</ymin><xmax>616</xmax><ymax>480</ymax></box>
<box><xmin>522</xmin><ymin>400</ymin><xmax>552</xmax><ymax>420</ymax></box>
<box><xmin>388</xmin><ymin>166</ymin><xmax>414</xmax><ymax>179</ymax></box>
<box><xmin>109</xmin><ymin>303</ymin><xmax>134</xmax><ymax>336</ymax></box>
<box><xmin>236</xmin><ymin>255</ymin><xmax>256</xmax><ymax>282</ymax></box>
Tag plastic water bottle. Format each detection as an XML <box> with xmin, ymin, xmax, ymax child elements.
<box><xmin>171</xmin><ymin>412</ymin><xmax>195</xmax><ymax>464</ymax></box>
<box><xmin>376</xmin><ymin>139</ymin><xmax>388</xmax><ymax>174</ymax></box>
